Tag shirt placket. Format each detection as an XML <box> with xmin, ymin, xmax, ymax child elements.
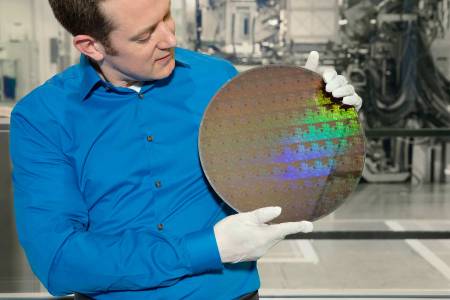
<box><xmin>135</xmin><ymin>85</ymin><xmax>166</xmax><ymax>232</ymax></box>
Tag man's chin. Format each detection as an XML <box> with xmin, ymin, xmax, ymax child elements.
<box><xmin>150</xmin><ymin>59</ymin><xmax>176</xmax><ymax>80</ymax></box>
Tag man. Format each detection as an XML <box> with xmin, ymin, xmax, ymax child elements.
<box><xmin>9</xmin><ymin>0</ymin><xmax>362</xmax><ymax>299</ymax></box>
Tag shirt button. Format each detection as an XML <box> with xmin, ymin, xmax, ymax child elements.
<box><xmin>147</xmin><ymin>135</ymin><xmax>153</xmax><ymax>142</ymax></box>
<box><xmin>138</xmin><ymin>93</ymin><xmax>144</xmax><ymax>99</ymax></box>
<box><xmin>155</xmin><ymin>181</ymin><xmax>162</xmax><ymax>188</ymax></box>
<box><xmin>157</xmin><ymin>223</ymin><xmax>164</xmax><ymax>231</ymax></box>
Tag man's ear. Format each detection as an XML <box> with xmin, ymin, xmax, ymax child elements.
<box><xmin>73</xmin><ymin>35</ymin><xmax>105</xmax><ymax>61</ymax></box>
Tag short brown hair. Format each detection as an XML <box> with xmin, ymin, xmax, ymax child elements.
<box><xmin>48</xmin><ymin>0</ymin><xmax>117</xmax><ymax>55</ymax></box>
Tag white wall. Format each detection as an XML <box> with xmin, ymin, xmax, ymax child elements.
<box><xmin>172</xmin><ymin>0</ymin><xmax>197</xmax><ymax>48</ymax></box>
<box><xmin>0</xmin><ymin>0</ymin><xmax>66</xmax><ymax>99</ymax></box>
<box><xmin>31</xmin><ymin>0</ymin><xmax>66</xmax><ymax>83</ymax></box>
<box><xmin>286</xmin><ymin>0</ymin><xmax>340</xmax><ymax>44</ymax></box>
<box><xmin>0</xmin><ymin>0</ymin><xmax>34</xmax><ymax>42</ymax></box>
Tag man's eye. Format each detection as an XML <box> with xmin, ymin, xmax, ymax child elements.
<box><xmin>136</xmin><ymin>35</ymin><xmax>151</xmax><ymax>43</ymax></box>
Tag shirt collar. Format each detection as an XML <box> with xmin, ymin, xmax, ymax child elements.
<box><xmin>79</xmin><ymin>47</ymin><xmax>191</xmax><ymax>100</ymax></box>
<box><xmin>173</xmin><ymin>47</ymin><xmax>191</xmax><ymax>68</ymax></box>
<box><xmin>79</xmin><ymin>54</ymin><xmax>103</xmax><ymax>100</ymax></box>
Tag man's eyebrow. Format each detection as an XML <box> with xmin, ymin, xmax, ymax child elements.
<box><xmin>130</xmin><ymin>24</ymin><xmax>158</xmax><ymax>40</ymax></box>
<box><xmin>130</xmin><ymin>11</ymin><xmax>171</xmax><ymax>40</ymax></box>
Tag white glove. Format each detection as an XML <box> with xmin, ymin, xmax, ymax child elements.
<box><xmin>213</xmin><ymin>206</ymin><xmax>313</xmax><ymax>264</ymax></box>
<box><xmin>304</xmin><ymin>51</ymin><xmax>363</xmax><ymax>111</ymax></box>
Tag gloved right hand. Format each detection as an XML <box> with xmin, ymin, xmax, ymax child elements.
<box><xmin>213</xmin><ymin>206</ymin><xmax>313</xmax><ymax>264</ymax></box>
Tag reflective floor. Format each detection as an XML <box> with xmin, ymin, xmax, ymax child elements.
<box><xmin>1</xmin><ymin>183</ymin><xmax>450</xmax><ymax>299</ymax></box>
<box><xmin>258</xmin><ymin>183</ymin><xmax>450</xmax><ymax>298</ymax></box>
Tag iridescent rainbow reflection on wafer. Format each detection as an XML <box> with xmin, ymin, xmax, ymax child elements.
<box><xmin>199</xmin><ymin>66</ymin><xmax>365</xmax><ymax>222</ymax></box>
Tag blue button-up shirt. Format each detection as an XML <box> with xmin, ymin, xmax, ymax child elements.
<box><xmin>9</xmin><ymin>47</ymin><xmax>259</xmax><ymax>299</ymax></box>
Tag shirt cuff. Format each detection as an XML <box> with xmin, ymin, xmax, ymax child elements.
<box><xmin>182</xmin><ymin>228</ymin><xmax>223</xmax><ymax>274</ymax></box>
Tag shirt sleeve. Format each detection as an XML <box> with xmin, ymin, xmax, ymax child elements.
<box><xmin>223</xmin><ymin>60</ymin><xmax>239</xmax><ymax>80</ymax></box>
<box><xmin>9</xmin><ymin>99</ymin><xmax>224</xmax><ymax>296</ymax></box>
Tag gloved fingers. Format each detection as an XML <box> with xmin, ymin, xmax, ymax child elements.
<box><xmin>332</xmin><ymin>84</ymin><xmax>355</xmax><ymax>98</ymax></box>
<box><xmin>323</xmin><ymin>69</ymin><xmax>337</xmax><ymax>84</ymax></box>
<box><xmin>325</xmin><ymin>75</ymin><xmax>347</xmax><ymax>93</ymax></box>
<box><xmin>231</xmin><ymin>254</ymin><xmax>247</xmax><ymax>264</ymax></box>
<box><xmin>269</xmin><ymin>221</ymin><xmax>314</xmax><ymax>238</ymax></box>
<box><xmin>343</xmin><ymin>94</ymin><xmax>362</xmax><ymax>111</ymax></box>
<box><xmin>304</xmin><ymin>51</ymin><xmax>319</xmax><ymax>72</ymax></box>
<box><xmin>245</xmin><ymin>206</ymin><xmax>282</xmax><ymax>224</ymax></box>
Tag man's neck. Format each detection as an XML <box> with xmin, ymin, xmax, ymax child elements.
<box><xmin>89</xmin><ymin>58</ymin><xmax>141</xmax><ymax>88</ymax></box>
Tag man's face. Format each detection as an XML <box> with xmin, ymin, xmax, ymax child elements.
<box><xmin>99</xmin><ymin>0</ymin><xmax>176</xmax><ymax>83</ymax></box>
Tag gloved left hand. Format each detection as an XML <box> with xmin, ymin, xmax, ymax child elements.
<box><xmin>304</xmin><ymin>51</ymin><xmax>362</xmax><ymax>111</ymax></box>
<box><xmin>214</xmin><ymin>206</ymin><xmax>313</xmax><ymax>264</ymax></box>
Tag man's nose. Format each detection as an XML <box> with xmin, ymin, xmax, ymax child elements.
<box><xmin>156</xmin><ymin>21</ymin><xmax>177</xmax><ymax>49</ymax></box>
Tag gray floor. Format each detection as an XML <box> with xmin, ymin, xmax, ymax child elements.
<box><xmin>258</xmin><ymin>183</ymin><xmax>450</xmax><ymax>298</ymax></box>
<box><xmin>1</xmin><ymin>183</ymin><xmax>450</xmax><ymax>299</ymax></box>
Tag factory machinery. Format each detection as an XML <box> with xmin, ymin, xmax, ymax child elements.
<box><xmin>339</xmin><ymin>0</ymin><xmax>450</xmax><ymax>183</ymax></box>
<box><xmin>185</xmin><ymin>0</ymin><xmax>450</xmax><ymax>184</ymax></box>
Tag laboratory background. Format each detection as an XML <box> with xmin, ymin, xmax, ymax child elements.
<box><xmin>1</xmin><ymin>0</ymin><xmax>450</xmax><ymax>299</ymax></box>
